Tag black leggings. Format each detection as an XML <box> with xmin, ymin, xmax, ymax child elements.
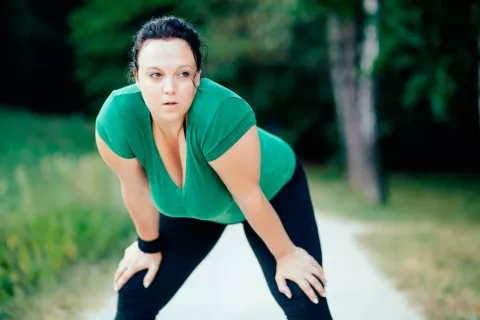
<box><xmin>115</xmin><ymin>156</ymin><xmax>333</xmax><ymax>319</ymax></box>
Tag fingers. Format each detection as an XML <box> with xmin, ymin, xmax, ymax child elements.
<box><xmin>305</xmin><ymin>273</ymin><xmax>325</xmax><ymax>298</ymax></box>
<box><xmin>114</xmin><ymin>263</ymin><xmax>128</xmax><ymax>285</ymax></box>
<box><xmin>115</xmin><ymin>267</ymin><xmax>136</xmax><ymax>292</ymax></box>
<box><xmin>297</xmin><ymin>278</ymin><xmax>319</xmax><ymax>304</ymax></box>
<box><xmin>275</xmin><ymin>276</ymin><xmax>292</xmax><ymax>299</ymax></box>
<box><xmin>293</xmin><ymin>256</ymin><xmax>328</xmax><ymax>304</ymax></box>
<box><xmin>143</xmin><ymin>263</ymin><xmax>160</xmax><ymax>288</ymax></box>
<box><xmin>311</xmin><ymin>258</ymin><xmax>328</xmax><ymax>287</ymax></box>
<box><xmin>309</xmin><ymin>265</ymin><xmax>327</xmax><ymax>288</ymax></box>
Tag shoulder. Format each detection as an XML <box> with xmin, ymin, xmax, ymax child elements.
<box><xmin>191</xmin><ymin>78</ymin><xmax>257</xmax><ymax>161</ymax></box>
<box><xmin>97</xmin><ymin>84</ymin><xmax>143</xmax><ymax>119</ymax></box>
<box><xmin>96</xmin><ymin>83</ymin><xmax>146</xmax><ymax>132</ymax></box>
<box><xmin>196</xmin><ymin>77</ymin><xmax>242</xmax><ymax>101</ymax></box>
<box><xmin>190</xmin><ymin>78</ymin><xmax>254</xmax><ymax>128</ymax></box>
<box><xmin>95</xmin><ymin>84</ymin><xmax>146</xmax><ymax>159</ymax></box>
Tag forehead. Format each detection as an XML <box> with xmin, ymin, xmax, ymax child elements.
<box><xmin>137</xmin><ymin>38</ymin><xmax>195</xmax><ymax>69</ymax></box>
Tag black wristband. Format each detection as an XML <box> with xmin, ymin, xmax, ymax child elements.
<box><xmin>136</xmin><ymin>235</ymin><xmax>162</xmax><ymax>254</ymax></box>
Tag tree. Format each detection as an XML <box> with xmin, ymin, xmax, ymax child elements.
<box><xmin>327</xmin><ymin>15</ymin><xmax>364</xmax><ymax>190</ymax></box>
<box><xmin>356</xmin><ymin>0</ymin><xmax>385</xmax><ymax>203</ymax></box>
<box><xmin>326</xmin><ymin>0</ymin><xmax>386</xmax><ymax>203</ymax></box>
<box><xmin>68</xmin><ymin>0</ymin><xmax>179</xmax><ymax>113</ymax></box>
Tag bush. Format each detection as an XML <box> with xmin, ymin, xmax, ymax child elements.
<box><xmin>0</xmin><ymin>111</ymin><xmax>134</xmax><ymax>318</ymax></box>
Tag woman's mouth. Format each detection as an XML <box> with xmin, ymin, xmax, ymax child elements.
<box><xmin>162</xmin><ymin>101</ymin><xmax>178</xmax><ymax>109</ymax></box>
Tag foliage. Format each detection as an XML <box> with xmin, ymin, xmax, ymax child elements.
<box><xmin>68</xmin><ymin>0</ymin><xmax>179</xmax><ymax>113</ymax></box>
<box><xmin>0</xmin><ymin>110</ymin><xmax>133</xmax><ymax>318</ymax></box>
<box><xmin>375</xmin><ymin>1</ymin><xmax>450</xmax><ymax>120</ymax></box>
<box><xmin>66</xmin><ymin>0</ymin><xmax>479</xmax><ymax>164</ymax></box>
<box><xmin>67</xmin><ymin>0</ymin><xmax>336</xmax><ymax>145</ymax></box>
<box><xmin>186</xmin><ymin>0</ymin><xmax>335</xmax><ymax>143</ymax></box>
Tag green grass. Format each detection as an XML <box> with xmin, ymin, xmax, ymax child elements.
<box><xmin>0</xmin><ymin>108</ymin><xmax>134</xmax><ymax>320</ymax></box>
<box><xmin>3</xmin><ymin>259</ymin><xmax>118</xmax><ymax>320</ymax></box>
<box><xmin>306</xmin><ymin>165</ymin><xmax>480</xmax><ymax>224</ymax></box>
<box><xmin>0</xmin><ymin>108</ymin><xmax>96</xmax><ymax>214</ymax></box>
<box><xmin>306</xmin><ymin>165</ymin><xmax>480</xmax><ymax>320</ymax></box>
<box><xmin>358</xmin><ymin>225</ymin><xmax>480</xmax><ymax>320</ymax></box>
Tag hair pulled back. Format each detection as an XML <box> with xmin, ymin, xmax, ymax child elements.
<box><xmin>128</xmin><ymin>15</ymin><xmax>207</xmax><ymax>82</ymax></box>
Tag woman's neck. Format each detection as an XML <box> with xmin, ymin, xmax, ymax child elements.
<box><xmin>152</xmin><ymin>116</ymin><xmax>185</xmax><ymax>143</ymax></box>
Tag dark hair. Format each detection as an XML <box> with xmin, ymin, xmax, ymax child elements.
<box><xmin>128</xmin><ymin>15</ymin><xmax>207</xmax><ymax>82</ymax></box>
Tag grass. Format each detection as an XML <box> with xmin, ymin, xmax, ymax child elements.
<box><xmin>0</xmin><ymin>108</ymin><xmax>134</xmax><ymax>320</ymax></box>
<box><xmin>305</xmin><ymin>165</ymin><xmax>480</xmax><ymax>320</ymax></box>
<box><xmin>3</xmin><ymin>106</ymin><xmax>479</xmax><ymax>319</ymax></box>
<box><xmin>359</xmin><ymin>225</ymin><xmax>480</xmax><ymax>320</ymax></box>
<box><xmin>3</xmin><ymin>259</ymin><xmax>118</xmax><ymax>320</ymax></box>
<box><xmin>0</xmin><ymin>108</ymin><xmax>96</xmax><ymax>215</ymax></box>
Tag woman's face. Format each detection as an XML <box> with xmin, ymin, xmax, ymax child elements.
<box><xmin>135</xmin><ymin>38</ymin><xmax>201</xmax><ymax>123</ymax></box>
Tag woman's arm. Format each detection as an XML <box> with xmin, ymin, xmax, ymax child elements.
<box><xmin>95</xmin><ymin>131</ymin><xmax>159</xmax><ymax>241</ymax></box>
<box><xmin>209</xmin><ymin>126</ymin><xmax>327</xmax><ymax>302</ymax></box>
<box><xmin>208</xmin><ymin>126</ymin><xmax>296</xmax><ymax>260</ymax></box>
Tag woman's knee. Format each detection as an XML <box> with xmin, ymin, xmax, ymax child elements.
<box><xmin>279</xmin><ymin>295</ymin><xmax>333</xmax><ymax>320</ymax></box>
<box><xmin>115</xmin><ymin>311</ymin><xmax>155</xmax><ymax>320</ymax></box>
<box><xmin>275</xmin><ymin>282</ymin><xmax>332</xmax><ymax>320</ymax></box>
<box><xmin>115</xmin><ymin>270</ymin><xmax>162</xmax><ymax>319</ymax></box>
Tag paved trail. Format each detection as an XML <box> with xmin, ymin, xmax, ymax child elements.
<box><xmin>81</xmin><ymin>214</ymin><xmax>425</xmax><ymax>320</ymax></box>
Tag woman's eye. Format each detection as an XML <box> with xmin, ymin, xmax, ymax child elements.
<box><xmin>150</xmin><ymin>72</ymin><xmax>162</xmax><ymax>78</ymax></box>
<box><xmin>179</xmin><ymin>72</ymin><xmax>190</xmax><ymax>77</ymax></box>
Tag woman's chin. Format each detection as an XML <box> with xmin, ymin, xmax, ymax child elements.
<box><xmin>161</xmin><ymin>103</ymin><xmax>180</xmax><ymax>112</ymax></box>
<box><xmin>152</xmin><ymin>106</ymin><xmax>186</xmax><ymax>122</ymax></box>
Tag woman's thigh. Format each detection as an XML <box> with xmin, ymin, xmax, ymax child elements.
<box><xmin>115</xmin><ymin>214</ymin><xmax>226</xmax><ymax>320</ymax></box>
<box><xmin>243</xmin><ymin>156</ymin><xmax>333</xmax><ymax>320</ymax></box>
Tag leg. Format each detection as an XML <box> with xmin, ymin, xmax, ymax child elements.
<box><xmin>243</xmin><ymin>155</ymin><xmax>333</xmax><ymax>319</ymax></box>
<box><xmin>115</xmin><ymin>215</ymin><xmax>226</xmax><ymax>320</ymax></box>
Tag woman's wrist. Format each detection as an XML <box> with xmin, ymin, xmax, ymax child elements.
<box><xmin>272</xmin><ymin>242</ymin><xmax>297</xmax><ymax>262</ymax></box>
<box><xmin>136</xmin><ymin>234</ymin><xmax>163</xmax><ymax>254</ymax></box>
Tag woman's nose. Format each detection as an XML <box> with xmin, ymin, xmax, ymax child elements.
<box><xmin>163</xmin><ymin>77</ymin><xmax>175</xmax><ymax>94</ymax></box>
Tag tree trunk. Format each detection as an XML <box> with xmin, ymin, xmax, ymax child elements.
<box><xmin>327</xmin><ymin>14</ymin><xmax>364</xmax><ymax>191</ymax></box>
<box><xmin>327</xmin><ymin>1</ymin><xmax>387</xmax><ymax>204</ymax></box>
<box><xmin>356</xmin><ymin>0</ymin><xmax>386</xmax><ymax>203</ymax></box>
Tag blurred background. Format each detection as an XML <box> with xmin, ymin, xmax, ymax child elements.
<box><xmin>0</xmin><ymin>0</ymin><xmax>479</xmax><ymax>319</ymax></box>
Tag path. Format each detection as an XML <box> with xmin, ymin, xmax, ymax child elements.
<box><xmin>81</xmin><ymin>214</ymin><xmax>425</xmax><ymax>320</ymax></box>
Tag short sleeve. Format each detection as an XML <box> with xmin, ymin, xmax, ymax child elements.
<box><xmin>202</xmin><ymin>97</ymin><xmax>257</xmax><ymax>162</ymax></box>
<box><xmin>95</xmin><ymin>93</ymin><xmax>135</xmax><ymax>159</ymax></box>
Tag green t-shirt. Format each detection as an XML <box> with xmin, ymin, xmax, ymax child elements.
<box><xmin>96</xmin><ymin>78</ymin><xmax>296</xmax><ymax>224</ymax></box>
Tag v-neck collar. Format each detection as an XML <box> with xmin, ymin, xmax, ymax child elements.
<box><xmin>148</xmin><ymin>111</ymin><xmax>190</xmax><ymax>196</ymax></box>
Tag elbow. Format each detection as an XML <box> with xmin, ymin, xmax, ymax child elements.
<box><xmin>121</xmin><ymin>186</ymin><xmax>136</xmax><ymax>206</ymax></box>
<box><xmin>233</xmin><ymin>184</ymin><xmax>264</xmax><ymax>211</ymax></box>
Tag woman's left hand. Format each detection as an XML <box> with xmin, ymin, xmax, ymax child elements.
<box><xmin>275</xmin><ymin>246</ymin><xmax>327</xmax><ymax>304</ymax></box>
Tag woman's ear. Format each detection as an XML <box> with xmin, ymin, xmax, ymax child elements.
<box><xmin>195</xmin><ymin>69</ymin><xmax>202</xmax><ymax>86</ymax></box>
<box><xmin>133</xmin><ymin>70</ymin><xmax>139</xmax><ymax>83</ymax></box>
<box><xmin>133</xmin><ymin>69</ymin><xmax>143</xmax><ymax>91</ymax></box>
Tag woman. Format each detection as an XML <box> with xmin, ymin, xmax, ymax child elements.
<box><xmin>95</xmin><ymin>15</ymin><xmax>334</xmax><ymax>320</ymax></box>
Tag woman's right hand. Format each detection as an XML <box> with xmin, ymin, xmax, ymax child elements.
<box><xmin>114</xmin><ymin>240</ymin><xmax>162</xmax><ymax>291</ymax></box>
